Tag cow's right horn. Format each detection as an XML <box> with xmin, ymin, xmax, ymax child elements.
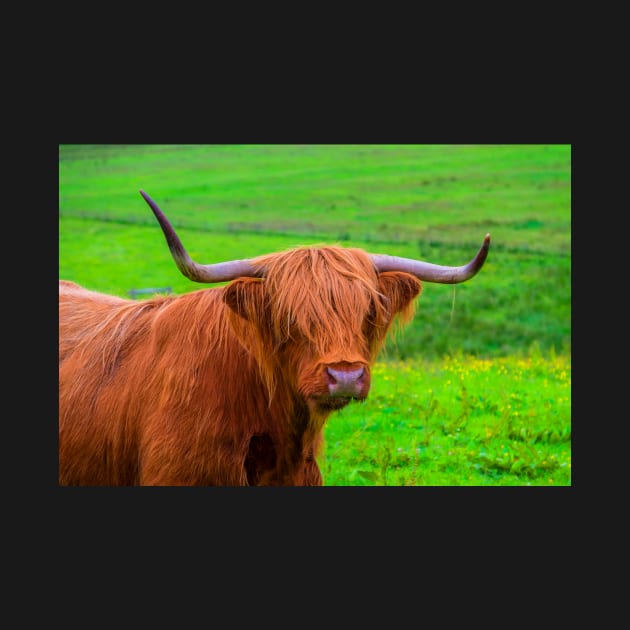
<box><xmin>140</xmin><ymin>190</ymin><xmax>262</xmax><ymax>283</ymax></box>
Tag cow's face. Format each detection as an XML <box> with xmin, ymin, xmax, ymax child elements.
<box><xmin>223</xmin><ymin>247</ymin><xmax>421</xmax><ymax>417</ymax></box>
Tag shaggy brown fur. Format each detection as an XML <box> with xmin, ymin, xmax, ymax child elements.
<box><xmin>58</xmin><ymin>246</ymin><xmax>421</xmax><ymax>486</ymax></box>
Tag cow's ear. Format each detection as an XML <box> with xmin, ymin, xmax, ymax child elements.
<box><xmin>223</xmin><ymin>277</ymin><xmax>267</xmax><ymax>321</ymax></box>
<box><xmin>377</xmin><ymin>271</ymin><xmax>422</xmax><ymax>316</ymax></box>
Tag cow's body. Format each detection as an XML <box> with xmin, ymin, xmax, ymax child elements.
<box><xmin>60</xmin><ymin>280</ymin><xmax>308</xmax><ymax>485</ymax></box>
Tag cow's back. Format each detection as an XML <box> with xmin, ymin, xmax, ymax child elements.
<box><xmin>59</xmin><ymin>280</ymin><xmax>129</xmax><ymax>364</ymax></box>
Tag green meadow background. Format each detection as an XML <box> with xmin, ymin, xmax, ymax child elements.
<box><xmin>59</xmin><ymin>144</ymin><xmax>571</xmax><ymax>486</ymax></box>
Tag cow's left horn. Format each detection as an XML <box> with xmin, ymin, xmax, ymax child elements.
<box><xmin>140</xmin><ymin>190</ymin><xmax>262</xmax><ymax>283</ymax></box>
<box><xmin>370</xmin><ymin>234</ymin><xmax>490</xmax><ymax>284</ymax></box>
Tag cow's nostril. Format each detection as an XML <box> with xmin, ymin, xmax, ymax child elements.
<box><xmin>326</xmin><ymin>368</ymin><xmax>338</xmax><ymax>385</ymax></box>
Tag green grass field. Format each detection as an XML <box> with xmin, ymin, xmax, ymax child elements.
<box><xmin>58</xmin><ymin>144</ymin><xmax>571</xmax><ymax>485</ymax></box>
<box><xmin>322</xmin><ymin>351</ymin><xmax>570</xmax><ymax>485</ymax></box>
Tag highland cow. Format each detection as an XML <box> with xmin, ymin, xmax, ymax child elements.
<box><xmin>58</xmin><ymin>190</ymin><xmax>490</xmax><ymax>485</ymax></box>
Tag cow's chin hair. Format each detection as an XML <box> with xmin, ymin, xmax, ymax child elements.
<box><xmin>310</xmin><ymin>395</ymin><xmax>366</xmax><ymax>413</ymax></box>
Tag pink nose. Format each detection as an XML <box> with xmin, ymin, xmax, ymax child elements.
<box><xmin>326</xmin><ymin>367</ymin><xmax>366</xmax><ymax>397</ymax></box>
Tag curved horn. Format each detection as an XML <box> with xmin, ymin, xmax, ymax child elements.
<box><xmin>139</xmin><ymin>190</ymin><xmax>262</xmax><ymax>283</ymax></box>
<box><xmin>370</xmin><ymin>234</ymin><xmax>490</xmax><ymax>284</ymax></box>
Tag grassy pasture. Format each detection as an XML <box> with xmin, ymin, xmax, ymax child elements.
<box><xmin>59</xmin><ymin>144</ymin><xmax>570</xmax><ymax>359</ymax></box>
<box><xmin>58</xmin><ymin>144</ymin><xmax>571</xmax><ymax>485</ymax></box>
<box><xmin>322</xmin><ymin>351</ymin><xmax>570</xmax><ymax>486</ymax></box>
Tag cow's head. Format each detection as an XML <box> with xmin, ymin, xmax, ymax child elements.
<box><xmin>139</xmin><ymin>190</ymin><xmax>490</xmax><ymax>418</ymax></box>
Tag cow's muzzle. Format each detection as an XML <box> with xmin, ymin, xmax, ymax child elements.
<box><xmin>312</xmin><ymin>362</ymin><xmax>371</xmax><ymax>411</ymax></box>
<box><xmin>326</xmin><ymin>366</ymin><xmax>367</xmax><ymax>398</ymax></box>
